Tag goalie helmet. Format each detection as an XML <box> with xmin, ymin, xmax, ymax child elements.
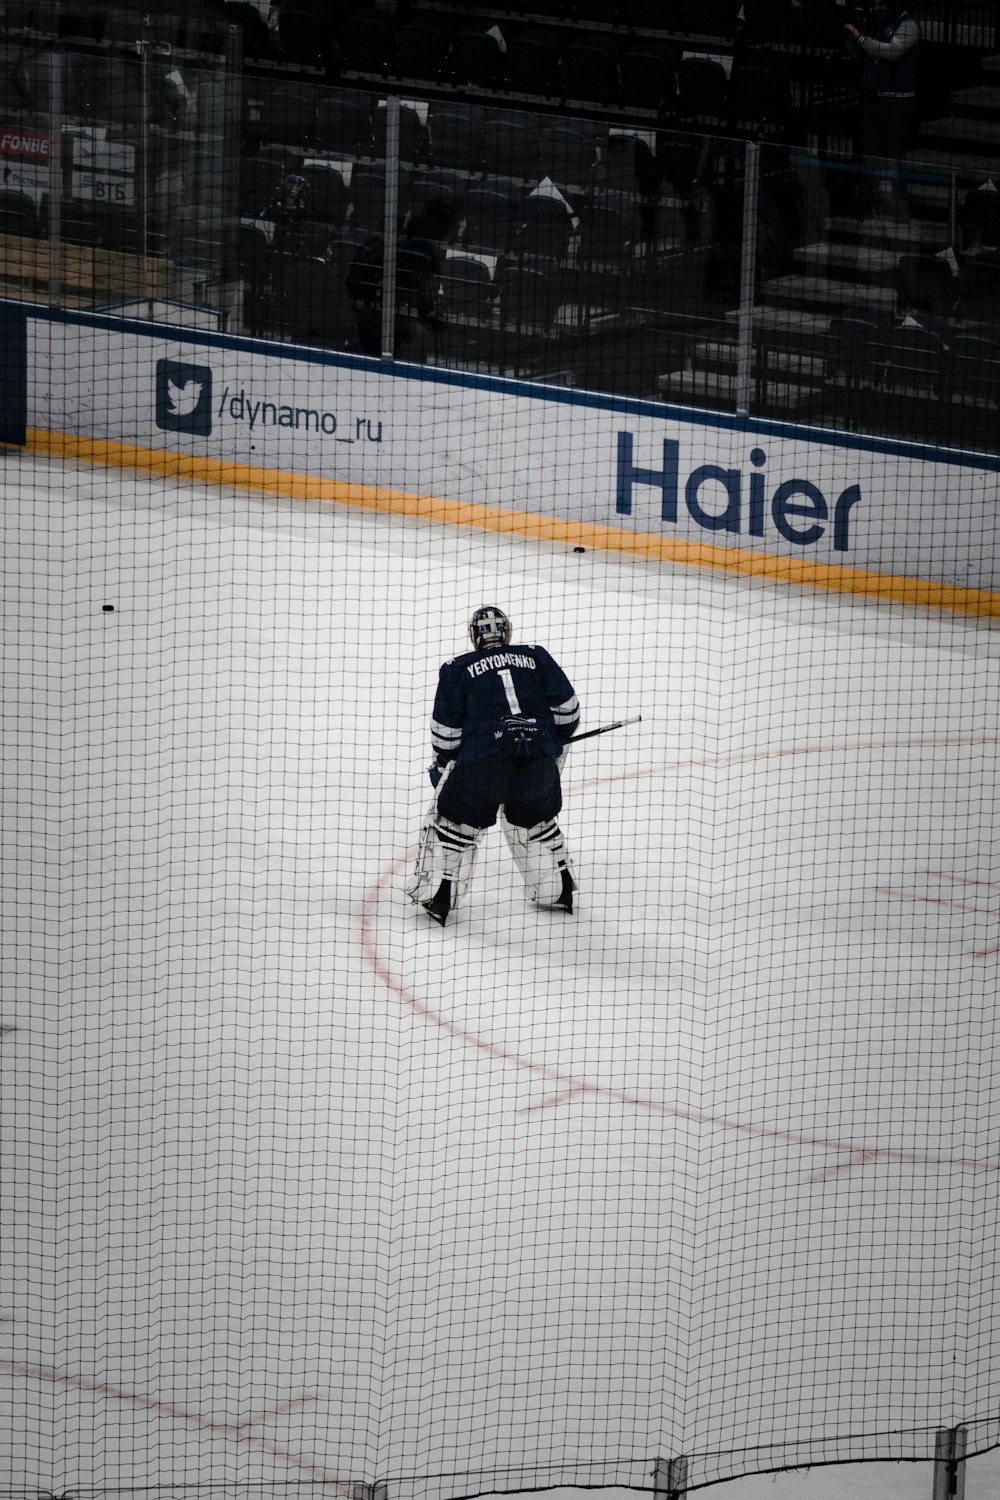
<box><xmin>469</xmin><ymin>606</ymin><xmax>512</xmax><ymax>650</ymax></box>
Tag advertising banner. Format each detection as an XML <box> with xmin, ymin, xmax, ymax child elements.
<box><xmin>0</xmin><ymin>126</ymin><xmax>50</xmax><ymax>197</ymax></box>
<box><xmin>22</xmin><ymin>309</ymin><xmax>1000</xmax><ymax>599</ymax></box>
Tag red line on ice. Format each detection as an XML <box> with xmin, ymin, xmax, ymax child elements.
<box><xmin>875</xmin><ymin>885</ymin><xmax>997</xmax><ymax>916</ymax></box>
<box><xmin>922</xmin><ymin>870</ymin><xmax>1000</xmax><ymax>890</ymax></box>
<box><xmin>0</xmin><ymin>1362</ymin><xmax>348</xmax><ymax>1490</ymax></box>
<box><xmin>360</xmin><ymin>732</ymin><xmax>1000</xmax><ymax>1181</ymax></box>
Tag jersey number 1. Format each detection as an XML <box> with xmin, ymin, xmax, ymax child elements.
<box><xmin>499</xmin><ymin>668</ymin><xmax>522</xmax><ymax>714</ymax></box>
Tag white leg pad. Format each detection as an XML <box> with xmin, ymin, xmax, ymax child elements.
<box><xmin>502</xmin><ymin>815</ymin><xmax>577</xmax><ymax>907</ymax></box>
<box><xmin>407</xmin><ymin>814</ymin><xmax>482</xmax><ymax>910</ymax></box>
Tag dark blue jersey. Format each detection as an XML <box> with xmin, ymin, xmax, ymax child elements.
<box><xmin>431</xmin><ymin>643</ymin><xmax>580</xmax><ymax>767</ymax></box>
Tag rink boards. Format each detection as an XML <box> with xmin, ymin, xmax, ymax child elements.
<box><xmin>5</xmin><ymin>302</ymin><xmax>1000</xmax><ymax>614</ymax></box>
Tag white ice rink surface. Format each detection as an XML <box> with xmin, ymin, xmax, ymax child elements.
<box><xmin>2</xmin><ymin>450</ymin><xmax>1000</xmax><ymax>1499</ymax></box>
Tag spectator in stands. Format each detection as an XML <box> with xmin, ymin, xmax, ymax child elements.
<box><xmin>266</xmin><ymin>172</ymin><xmax>313</xmax><ymax>256</ymax></box>
<box><xmin>346</xmin><ymin>234</ymin><xmax>385</xmax><ymax>355</ymax></box>
<box><xmin>844</xmin><ymin>0</ymin><xmax>921</xmax><ymax>206</ymax></box>
<box><xmin>345</xmin><ymin>231</ymin><xmax>442</xmax><ymax>361</ymax></box>
<box><xmin>406</xmin><ymin>200</ymin><xmax>457</xmax><ymax>250</ymax></box>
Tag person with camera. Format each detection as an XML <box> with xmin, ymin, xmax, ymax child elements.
<box><xmin>844</xmin><ymin>0</ymin><xmax>922</xmax><ymax>206</ymax></box>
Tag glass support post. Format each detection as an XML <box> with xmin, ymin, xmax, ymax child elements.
<box><xmin>381</xmin><ymin>95</ymin><xmax>401</xmax><ymax>360</ymax></box>
<box><xmin>735</xmin><ymin>140</ymin><xmax>760</xmax><ymax>418</ymax></box>
<box><xmin>47</xmin><ymin>49</ymin><xmax>64</xmax><ymax>309</ymax></box>
<box><xmin>221</xmin><ymin>23</ymin><xmax>244</xmax><ymax>326</ymax></box>
<box><xmin>932</xmin><ymin>1427</ymin><xmax>967</xmax><ymax>1500</ymax></box>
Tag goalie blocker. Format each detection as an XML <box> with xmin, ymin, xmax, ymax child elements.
<box><xmin>408</xmin><ymin>607</ymin><xmax>580</xmax><ymax>927</ymax></box>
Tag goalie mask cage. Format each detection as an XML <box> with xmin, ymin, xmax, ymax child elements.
<box><xmin>1</xmin><ymin>22</ymin><xmax>999</xmax><ymax>1500</ymax></box>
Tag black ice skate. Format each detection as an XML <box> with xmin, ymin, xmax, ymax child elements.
<box><xmin>423</xmin><ymin>879</ymin><xmax>453</xmax><ymax>926</ymax></box>
<box><xmin>548</xmin><ymin>869</ymin><xmax>576</xmax><ymax>915</ymax></box>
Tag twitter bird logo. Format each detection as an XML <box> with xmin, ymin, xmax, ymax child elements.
<box><xmin>167</xmin><ymin>377</ymin><xmax>203</xmax><ymax>417</ymax></box>
<box><xmin>156</xmin><ymin>359</ymin><xmax>212</xmax><ymax>435</ymax></box>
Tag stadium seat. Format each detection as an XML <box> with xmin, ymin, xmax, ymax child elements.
<box><xmin>961</xmin><ymin>190</ymin><xmax>1000</xmax><ymax>249</ymax></box>
<box><xmin>223</xmin><ymin>3</ymin><xmax>270</xmax><ymax>56</ymax></box>
<box><xmin>483</xmin><ymin>116</ymin><xmax>542</xmax><ymax>181</ymax></box>
<box><xmin>506</xmin><ymin>27</ymin><xmax>561</xmax><ymax>94</ymax></box>
<box><xmin>313</xmin><ymin>94</ymin><xmax>373</xmax><ymax>156</ymax></box>
<box><xmin>948</xmin><ymin>331</ymin><xmax>1000</xmax><ymax>402</ymax></box>
<box><xmin>464</xmin><ymin>187</ymin><xmax>516</xmax><ymax>253</ymax></box>
<box><xmin>339</xmin><ymin>8</ymin><xmax>395</xmax><ymax>74</ymax></box>
<box><xmin>373</xmin><ymin>101</ymin><xmax>429</xmax><ymax>165</ymax></box>
<box><xmin>538</xmin><ymin>122</ymin><xmax>600</xmax><ymax>188</ymax></box>
<box><xmin>323</xmin><ymin>229</ymin><xmax>365</xmax><ymax>263</ymax></box>
<box><xmin>618</xmin><ymin>43</ymin><xmax>679</xmax><ymax>112</ymax></box>
<box><xmin>394</xmin><ymin>16</ymin><xmax>452</xmax><ymax>83</ymax></box>
<box><xmin>658</xmin><ymin>133</ymin><xmax>709</xmax><ymax>196</ymax></box>
<box><xmin>428</xmin><ymin>101</ymin><xmax>487</xmax><ymax>172</ymax></box>
<box><xmin>677</xmin><ymin>57</ymin><xmax>728</xmax><ymax>117</ymax></box>
<box><xmin>482</xmin><ymin>172</ymin><xmax>530</xmax><ymax>199</ymax></box>
<box><xmin>883</xmin><ymin>324</ymin><xmax>945</xmax><ymax>393</ymax></box>
<box><xmin>411</xmin><ymin>169</ymin><xmax>468</xmax><ymax>236</ymax></box>
<box><xmin>254</xmin><ymin>83</ymin><xmax>318</xmax><ymax>148</ymax></box>
<box><xmin>513</xmin><ymin>192</ymin><xmax>576</xmax><ymax>260</ymax></box>
<box><xmin>496</xmin><ymin>254</ymin><xmax>563</xmax><ymax>330</ymax></box>
<box><xmin>351</xmin><ymin>162</ymin><xmax>413</xmax><ymax>233</ymax></box>
<box><xmin>450</xmin><ymin>22</ymin><xmax>507</xmax><ymax>87</ymax></box>
<box><xmin>438</xmin><ymin>252</ymin><xmax>496</xmax><ymax>322</ymax></box>
<box><xmin>958</xmin><ymin>257</ymin><xmax>1000</xmax><ymax>321</ymax></box>
<box><xmin>576</xmin><ymin>204</ymin><xmax>636</xmax><ymax>267</ymax></box>
<box><xmin>558</xmin><ymin>37</ymin><xmax>620</xmax><ymax>102</ymax></box>
<box><xmin>730</xmin><ymin>54</ymin><xmax>791</xmax><ymax>130</ymax></box>
<box><xmin>826</xmin><ymin>315</ymin><xmax>885</xmax><ymax>385</ymax></box>
<box><xmin>278</xmin><ymin>2</ymin><xmax>335</xmax><ymax>67</ymax></box>
<box><xmin>0</xmin><ymin>190</ymin><xmax>38</xmax><ymax>236</ymax></box>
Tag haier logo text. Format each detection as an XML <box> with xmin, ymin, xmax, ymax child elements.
<box><xmin>616</xmin><ymin>432</ymin><xmax>862</xmax><ymax>552</ymax></box>
<box><xmin>156</xmin><ymin>360</ymin><xmax>213</xmax><ymax>436</ymax></box>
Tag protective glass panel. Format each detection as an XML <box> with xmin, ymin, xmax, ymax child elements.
<box><xmin>0</xmin><ymin>13</ymin><xmax>236</xmax><ymax>322</ymax></box>
<box><xmin>753</xmin><ymin>143</ymin><xmax>1000</xmax><ymax>456</ymax></box>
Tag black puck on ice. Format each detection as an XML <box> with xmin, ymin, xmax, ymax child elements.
<box><xmin>103</xmin><ymin>605</ymin><xmax>115</xmax><ymax>612</ymax></box>
<box><xmin>573</xmin><ymin>546</ymin><xmax>585</xmax><ymax>553</ymax></box>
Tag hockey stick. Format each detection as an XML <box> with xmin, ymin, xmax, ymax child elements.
<box><xmin>566</xmin><ymin>714</ymin><xmax>642</xmax><ymax>745</ymax></box>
